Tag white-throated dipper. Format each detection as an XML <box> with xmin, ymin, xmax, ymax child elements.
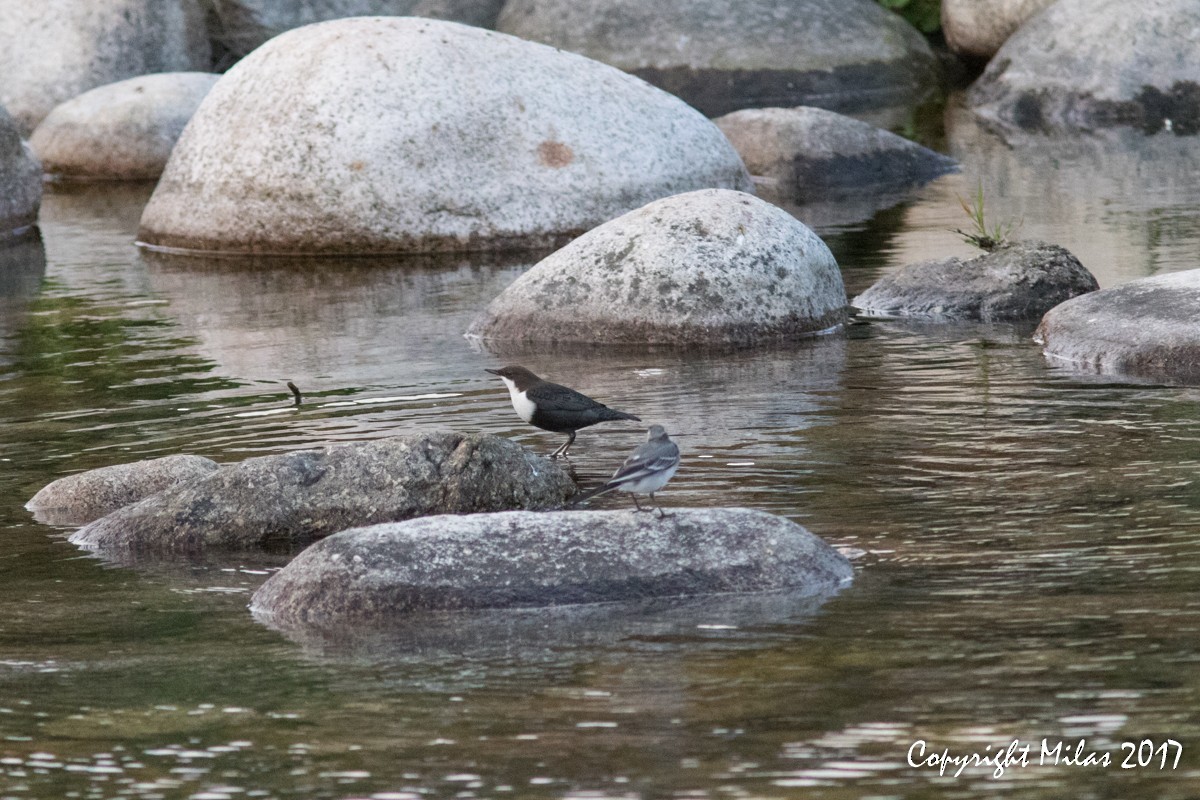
<box><xmin>486</xmin><ymin>365</ymin><xmax>640</xmax><ymax>458</ymax></box>
<box><xmin>574</xmin><ymin>425</ymin><xmax>680</xmax><ymax>516</ymax></box>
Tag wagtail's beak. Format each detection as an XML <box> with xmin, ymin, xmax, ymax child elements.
<box><xmin>485</xmin><ymin>368</ymin><xmax>501</xmax><ymax>376</ymax></box>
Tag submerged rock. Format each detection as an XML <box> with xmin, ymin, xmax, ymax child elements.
<box><xmin>968</xmin><ymin>0</ymin><xmax>1200</xmax><ymax>134</ymax></box>
<box><xmin>30</xmin><ymin>73</ymin><xmax>220</xmax><ymax>180</ymax></box>
<box><xmin>852</xmin><ymin>240</ymin><xmax>1098</xmax><ymax>322</ymax></box>
<box><xmin>70</xmin><ymin>432</ymin><xmax>575</xmax><ymax>554</ymax></box>
<box><xmin>941</xmin><ymin>0</ymin><xmax>1055</xmax><ymax>63</ymax></box>
<box><xmin>467</xmin><ymin>189</ymin><xmax>847</xmax><ymax>347</ymax></box>
<box><xmin>209</xmin><ymin>0</ymin><xmax>506</xmax><ymax>57</ymax></box>
<box><xmin>0</xmin><ymin>105</ymin><xmax>41</xmax><ymax>236</ymax></box>
<box><xmin>249</xmin><ymin>508</ymin><xmax>854</xmax><ymax>626</ymax></box>
<box><xmin>1034</xmin><ymin>269</ymin><xmax>1200</xmax><ymax>384</ymax></box>
<box><xmin>496</xmin><ymin>0</ymin><xmax>939</xmax><ymax>117</ymax></box>
<box><xmin>138</xmin><ymin>17</ymin><xmax>751</xmax><ymax>255</ymax></box>
<box><xmin>714</xmin><ymin>106</ymin><xmax>957</xmax><ymax>203</ymax></box>
<box><xmin>27</xmin><ymin>454</ymin><xmax>220</xmax><ymax>527</ymax></box>
<box><xmin>0</xmin><ymin>0</ymin><xmax>210</xmax><ymax>136</ymax></box>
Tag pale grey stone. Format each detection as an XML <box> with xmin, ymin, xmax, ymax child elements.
<box><xmin>852</xmin><ymin>240</ymin><xmax>1098</xmax><ymax>322</ymax></box>
<box><xmin>249</xmin><ymin>508</ymin><xmax>855</xmax><ymax>626</ymax></box>
<box><xmin>941</xmin><ymin>0</ymin><xmax>1056</xmax><ymax>62</ymax></box>
<box><xmin>496</xmin><ymin>0</ymin><xmax>939</xmax><ymax>117</ymax></box>
<box><xmin>137</xmin><ymin>17</ymin><xmax>751</xmax><ymax>255</ymax></box>
<box><xmin>467</xmin><ymin>189</ymin><xmax>847</xmax><ymax>347</ymax></box>
<box><xmin>69</xmin><ymin>433</ymin><xmax>575</xmax><ymax>554</ymax></box>
<box><xmin>714</xmin><ymin>107</ymin><xmax>957</xmax><ymax>203</ymax></box>
<box><xmin>27</xmin><ymin>454</ymin><xmax>220</xmax><ymax>527</ymax></box>
<box><xmin>0</xmin><ymin>0</ymin><xmax>211</xmax><ymax>137</ymax></box>
<box><xmin>30</xmin><ymin>73</ymin><xmax>219</xmax><ymax>181</ymax></box>
<box><xmin>0</xmin><ymin>106</ymin><xmax>41</xmax><ymax>236</ymax></box>
<box><xmin>1034</xmin><ymin>269</ymin><xmax>1200</xmax><ymax>384</ymax></box>
<box><xmin>969</xmin><ymin>0</ymin><xmax>1200</xmax><ymax>133</ymax></box>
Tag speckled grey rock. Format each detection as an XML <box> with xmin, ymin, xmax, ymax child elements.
<box><xmin>968</xmin><ymin>0</ymin><xmax>1200</xmax><ymax>133</ymax></box>
<box><xmin>852</xmin><ymin>241</ymin><xmax>1098</xmax><ymax>322</ymax></box>
<box><xmin>70</xmin><ymin>432</ymin><xmax>576</xmax><ymax>554</ymax></box>
<box><xmin>30</xmin><ymin>73</ymin><xmax>219</xmax><ymax>180</ymax></box>
<box><xmin>941</xmin><ymin>0</ymin><xmax>1055</xmax><ymax>62</ymax></box>
<box><xmin>137</xmin><ymin>17</ymin><xmax>752</xmax><ymax>255</ymax></box>
<box><xmin>496</xmin><ymin>0</ymin><xmax>939</xmax><ymax>117</ymax></box>
<box><xmin>27</xmin><ymin>454</ymin><xmax>220</xmax><ymax>527</ymax></box>
<box><xmin>714</xmin><ymin>107</ymin><xmax>957</xmax><ymax>203</ymax></box>
<box><xmin>467</xmin><ymin>189</ymin><xmax>846</xmax><ymax>347</ymax></box>
<box><xmin>1034</xmin><ymin>269</ymin><xmax>1200</xmax><ymax>383</ymax></box>
<box><xmin>0</xmin><ymin>106</ymin><xmax>41</xmax><ymax>236</ymax></box>
<box><xmin>210</xmin><ymin>0</ymin><xmax>506</xmax><ymax>57</ymax></box>
<box><xmin>0</xmin><ymin>0</ymin><xmax>211</xmax><ymax>137</ymax></box>
<box><xmin>249</xmin><ymin>508</ymin><xmax>854</xmax><ymax>625</ymax></box>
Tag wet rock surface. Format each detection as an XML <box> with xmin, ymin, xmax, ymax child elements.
<box><xmin>968</xmin><ymin>0</ymin><xmax>1200</xmax><ymax>134</ymax></box>
<box><xmin>138</xmin><ymin>17</ymin><xmax>751</xmax><ymax>255</ymax></box>
<box><xmin>714</xmin><ymin>106</ymin><xmax>957</xmax><ymax>203</ymax></box>
<box><xmin>496</xmin><ymin>0</ymin><xmax>939</xmax><ymax>117</ymax></box>
<box><xmin>27</xmin><ymin>454</ymin><xmax>220</xmax><ymax>527</ymax></box>
<box><xmin>0</xmin><ymin>0</ymin><xmax>210</xmax><ymax>136</ymax></box>
<box><xmin>1034</xmin><ymin>268</ymin><xmax>1200</xmax><ymax>384</ymax></box>
<box><xmin>467</xmin><ymin>189</ymin><xmax>847</xmax><ymax>347</ymax></box>
<box><xmin>70</xmin><ymin>432</ymin><xmax>576</xmax><ymax>555</ymax></box>
<box><xmin>30</xmin><ymin>73</ymin><xmax>220</xmax><ymax>180</ymax></box>
<box><xmin>0</xmin><ymin>106</ymin><xmax>41</xmax><ymax>236</ymax></box>
<box><xmin>249</xmin><ymin>508</ymin><xmax>854</xmax><ymax>626</ymax></box>
<box><xmin>852</xmin><ymin>240</ymin><xmax>1098</xmax><ymax>322</ymax></box>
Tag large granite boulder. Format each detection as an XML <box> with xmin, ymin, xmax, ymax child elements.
<box><xmin>852</xmin><ymin>240</ymin><xmax>1098</xmax><ymax>322</ymax></box>
<box><xmin>0</xmin><ymin>0</ymin><xmax>211</xmax><ymax>137</ymax></box>
<box><xmin>714</xmin><ymin>106</ymin><xmax>957</xmax><ymax>203</ymax></box>
<box><xmin>249</xmin><ymin>508</ymin><xmax>854</xmax><ymax>626</ymax></box>
<box><xmin>30</xmin><ymin>73</ymin><xmax>220</xmax><ymax>181</ymax></box>
<box><xmin>467</xmin><ymin>189</ymin><xmax>847</xmax><ymax>347</ymax></box>
<box><xmin>1034</xmin><ymin>269</ymin><xmax>1200</xmax><ymax>383</ymax></box>
<box><xmin>27</xmin><ymin>454</ymin><xmax>220</xmax><ymax>526</ymax></box>
<box><xmin>138</xmin><ymin>17</ymin><xmax>752</xmax><ymax>255</ymax></box>
<box><xmin>496</xmin><ymin>0</ymin><xmax>939</xmax><ymax>117</ymax></box>
<box><xmin>69</xmin><ymin>432</ymin><xmax>576</xmax><ymax>554</ymax></box>
<box><xmin>941</xmin><ymin>0</ymin><xmax>1056</xmax><ymax>62</ymax></box>
<box><xmin>209</xmin><ymin>0</ymin><xmax>506</xmax><ymax>57</ymax></box>
<box><xmin>968</xmin><ymin>0</ymin><xmax>1200</xmax><ymax>134</ymax></box>
<box><xmin>0</xmin><ymin>106</ymin><xmax>41</xmax><ymax>236</ymax></box>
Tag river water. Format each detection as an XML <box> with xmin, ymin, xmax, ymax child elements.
<box><xmin>2</xmin><ymin>103</ymin><xmax>1200</xmax><ymax>799</ymax></box>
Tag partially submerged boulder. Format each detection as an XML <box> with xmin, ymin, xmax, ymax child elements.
<box><xmin>30</xmin><ymin>73</ymin><xmax>220</xmax><ymax>180</ymax></box>
<box><xmin>1034</xmin><ymin>269</ymin><xmax>1200</xmax><ymax>384</ymax></box>
<box><xmin>496</xmin><ymin>0</ymin><xmax>939</xmax><ymax>117</ymax></box>
<box><xmin>968</xmin><ymin>0</ymin><xmax>1200</xmax><ymax>133</ymax></box>
<box><xmin>0</xmin><ymin>0</ymin><xmax>210</xmax><ymax>136</ymax></box>
<box><xmin>249</xmin><ymin>508</ymin><xmax>854</xmax><ymax>626</ymax></box>
<box><xmin>941</xmin><ymin>0</ymin><xmax>1055</xmax><ymax>63</ymax></box>
<box><xmin>70</xmin><ymin>432</ymin><xmax>575</xmax><ymax>554</ymax></box>
<box><xmin>209</xmin><ymin>0</ymin><xmax>507</xmax><ymax>57</ymax></box>
<box><xmin>0</xmin><ymin>105</ymin><xmax>41</xmax><ymax>236</ymax></box>
<box><xmin>466</xmin><ymin>189</ymin><xmax>847</xmax><ymax>347</ymax></box>
<box><xmin>714</xmin><ymin>106</ymin><xmax>956</xmax><ymax>203</ymax></box>
<box><xmin>852</xmin><ymin>240</ymin><xmax>1098</xmax><ymax>322</ymax></box>
<box><xmin>28</xmin><ymin>454</ymin><xmax>220</xmax><ymax>527</ymax></box>
<box><xmin>138</xmin><ymin>17</ymin><xmax>751</xmax><ymax>255</ymax></box>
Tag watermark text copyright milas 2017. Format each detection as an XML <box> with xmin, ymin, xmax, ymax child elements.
<box><xmin>907</xmin><ymin>738</ymin><xmax>1183</xmax><ymax>779</ymax></box>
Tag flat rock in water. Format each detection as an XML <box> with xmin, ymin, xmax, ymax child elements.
<box><xmin>496</xmin><ymin>0</ymin><xmax>939</xmax><ymax>117</ymax></box>
<box><xmin>0</xmin><ymin>105</ymin><xmax>41</xmax><ymax>236</ymax></box>
<box><xmin>467</xmin><ymin>189</ymin><xmax>847</xmax><ymax>347</ymax></box>
<box><xmin>27</xmin><ymin>454</ymin><xmax>220</xmax><ymax>527</ymax></box>
<box><xmin>714</xmin><ymin>107</ymin><xmax>957</xmax><ymax>203</ymax></box>
<box><xmin>1034</xmin><ymin>269</ymin><xmax>1200</xmax><ymax>384</ymax></box>
<box><xmin>138</xmin><ymin>17</ymin><xmax>751</xmax><ymax>255</ymax></box>
<box><xmin>30</xmin><ymin>73</ymin><xmax>220</xmax><ymax>180</ymax></box>
<box><xmin>0</xmin><ymin>0</ymin><xmax>210</xmax><ymax>136</ymax></box>
<box><xmin>249</xmin><ymin>508</ymin><xmax>854</xmax><ymax>627</ymax></box>
<box><xmin>69</xmin><ymin>432</ymin><xmax>575</xmax><ymax>555</ymax></box>
<box><xmin>968</xmin><ymin>0</ymin><xmax>1200</xmax><ymax>133</ymax></box>
<box><xmin>852</xmin><ymin>240</ymin><xmax>1098</xmax><ymax>322</ymax></box>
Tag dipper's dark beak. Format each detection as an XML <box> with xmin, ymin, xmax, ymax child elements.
<box><xmin>485</xmin><ymin>368</ymin><xmax>501</xmax><ymax>376</ymax></box>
